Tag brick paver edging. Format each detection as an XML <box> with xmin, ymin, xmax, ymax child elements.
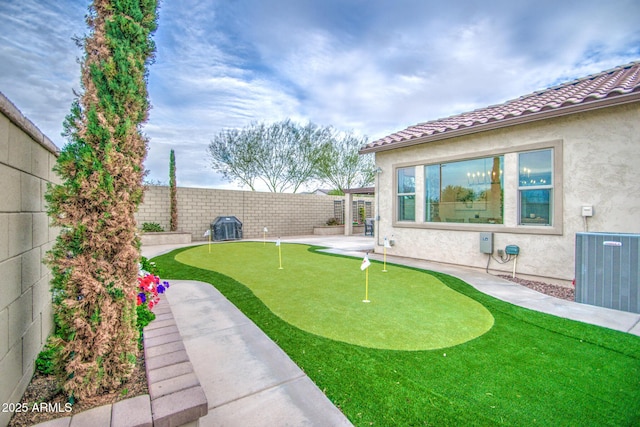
<box><xmin>32</xmin><ymin>296</ymin><xmax>208</xmax><ymax>427</ymax></box>
<box><xmin>143</xmin><ymin>298</ymin><xmax>209</xmax><ymax>427</ymax></box>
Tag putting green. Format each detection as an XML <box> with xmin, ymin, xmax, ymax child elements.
<box><xmin>176</xmin><ymin>242</ymin><xmax>494</xmax><ymax>350</ymax></box>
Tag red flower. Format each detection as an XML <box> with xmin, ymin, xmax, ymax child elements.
<box><xmin>138</xmin><ymin>273</ymin><xmax>170</xmax><ymax>311</ymax></box>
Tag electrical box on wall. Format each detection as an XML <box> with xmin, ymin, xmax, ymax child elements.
<box><xmin>505</xmin><ymin>245</ymin><xmax>520</xmax><ymax>255</ymax></box>
<box><xmin>581</xmin><ymin>206</ymin><xmax>594</xmax><ymax>217</ymax></box>
<box><xmin>479</xmin><ymin>232</ymin><xmax>493</xmax><ymax>254</ymax></box>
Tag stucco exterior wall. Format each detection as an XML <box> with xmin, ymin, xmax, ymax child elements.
<box><xmin>373</xmin><ymin>102</ymin><xmax>639</xmax><ymax>283</ymax></box>
<box><xmin>136</xmin><ymin>186</ymin><xmax>369</xmax><ymax>241</ymax></box>
<box><xmin>0</xmin><ymin>93</ymin><xmax>59</xmax><ymax>427</ymax></box>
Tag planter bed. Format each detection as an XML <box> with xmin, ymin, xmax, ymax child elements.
<box><xmin>140</xmin><ymin>232</ymin><xmax>192</xmax><ymax>246</ymax></box>
<box><xmin>30</xmin><ymin>297</ymin><xmax>207</xmax><ymax>427</ymax></box>
<box><xmin>313</xmin><ymin>225</ymin><xmax>345</xmax><ymax>235</ymax></box>
<box><xmin>313</xmin><ymin>225</ymin><xmax>366</xmax><ymax>236</ymax></box>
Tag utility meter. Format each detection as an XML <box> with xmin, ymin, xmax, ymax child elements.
<box><xmin>479</xmin><ymin>232</ymin><xmax>493</xmax><ymax>254</ymax></box>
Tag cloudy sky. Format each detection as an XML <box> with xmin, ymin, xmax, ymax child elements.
<box><xmin>1</xmin><ymin>0</ymin><xmax>639</xmax><ymax>190</ymax></box>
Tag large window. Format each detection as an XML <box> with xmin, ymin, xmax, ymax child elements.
<box><xmin>519</xmin><ymin>149</ymin><xmax>553</xmax><ymax>225</ymax></box>
<box><xmin>425</xmin><ymin>156</ymin><xmax>504</xmax><ymax>224</ymax></box>
<box><xmin>397</xmin><ymin>167</ymin><xmax>415</xmax><ymax>221</ymax></box>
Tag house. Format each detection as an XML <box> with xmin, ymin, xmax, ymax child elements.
<box><xmin>360</xmin><ymin>61</ymin><xmax>640</xmax><ymax>284</ymax></box>
<box><xmin>305</xmin><ymin>188</ymin><xmax>333</xmax><ymax>196</ymax></box>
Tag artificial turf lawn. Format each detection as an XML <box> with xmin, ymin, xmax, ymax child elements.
<box><xmin>175</xmin><ymin>242</ymin><xmax>494</xmax><ymax>350</ymax></box>
<box><xmin>153</xmin><ymin>243</ymin><xmax>640</xmax><ymax>426</ymax></box>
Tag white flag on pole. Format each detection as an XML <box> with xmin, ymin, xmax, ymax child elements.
<box><xmin>361</xmin><ymin>253</ymin><xmax>371</xmax><ymax>270</ymax></box>
<box><xmin>384</xmin><ymin>237</ymin><xmax>391</xmax><ymax>248</ymax></box>
<box><xmin>263</xmin><ymin>227</ymin><xmax>268</xmax><ymax>233</ymax></box>
<box><xmin>275</xmin><ymin>238</ymin><xmax>281</xmax><ymax>246</ymax></box>
<box><xmin>203</xmin><ymin>229</ymin><xmax>211</xmax><ymax>237</ymax></box>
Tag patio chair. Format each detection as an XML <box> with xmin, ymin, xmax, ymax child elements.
<box><xmin>365</xmin><ymin>218</ymin><xmax>374</xmax><ymax>236</ymax></box>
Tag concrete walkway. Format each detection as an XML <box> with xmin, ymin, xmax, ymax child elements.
<box><xmin>142</xmin><ymin>235</ymin><xmax>640</xmax><ymax>427</ymax></box>
<box><xmin>143</xmin><ymin>239</ymin><xmax>356</xmax><ymax>427</ymax></box>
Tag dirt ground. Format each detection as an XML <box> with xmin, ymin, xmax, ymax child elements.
<box><xmin>8</xmin><ymin>354</ymin><xmax>148</xmax><ymax>427</ymax></box>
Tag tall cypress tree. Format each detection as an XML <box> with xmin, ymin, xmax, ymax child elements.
<box><xmin>169</xmin><ymin>149</ymin><xmax>177</xmax><ymax>231</ymax></box>
<box><xmin>45</xmin><ymin>0</ymin><xmax>158</xmax><ymax>399</ymax></box>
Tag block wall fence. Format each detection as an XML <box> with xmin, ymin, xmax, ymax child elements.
<box><xmin>0</xmin><ymin>92</ymin><xmax>60</xmax><ymax>427</ymax></box>
<box><xmin>136</xmin><ymin>186</ymin><xmax>371</xmax><ymax>240</ymax></box>
<box><xmin>0</xmin><ymin>90</ymin><xmax>370</xmax><ymax>426</ymax></box>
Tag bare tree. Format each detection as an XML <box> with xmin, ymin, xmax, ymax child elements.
<box><xmin>208</xmin><ymin>119</ymin><xmax>331</xmax><ymax>192</ymax></box>
<box><xmin>316</xmin><ymin>133</ymin><xmax>376</xmax><ymax>192</ymax></box>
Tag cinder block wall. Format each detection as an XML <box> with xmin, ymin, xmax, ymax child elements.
<box><xmin>136</xmin><ymin>186</ymin><xmax>361</xmax><ymax>240</ymax></box>
<box><xmin>0</xmin><ymin>92</ymin><xmax>60</xmax><ymax>427</ymax></box>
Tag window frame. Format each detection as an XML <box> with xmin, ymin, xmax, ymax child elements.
<box><xmin>518</xmin><ymin>149</ymin><xmax>554</xmax><ymax>226</ymax></box>
<box><xmin>390</xmin><ymin>140</ymin><xmax>563</xmax><ymax>235</ymax></box>
<box><xmin>396</xmin><ymin>166</ymin><xmax>416</xmax><ymax>222</ymax></box>
<box><xmin>425</xmin><ymin>155</ymin><xmax>504</xmax><ymax>225</ymax></box>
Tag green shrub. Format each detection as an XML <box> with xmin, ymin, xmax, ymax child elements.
<box><xmin>142</xmin><ymin>222</ymin><xmax>164</xmax><ymax>232</ymax></box>
<box><xmin>35</xmin><ymin>339</ymin><xmax>63</xmax><ymax>376</ymax></box>
<box><xmin>136</xmin><ymin>304</ymin><xmax>156</xmax><ymax>330</ymax></box>
<box><xmin>140</xmin><ymin>255</ymin><xmax>162</xmax><ymax>276</ymax></box>
<box><xmin>136</xmin><ymin>304</ymin><xmax>156</xmax><ymax>349</ymax></box>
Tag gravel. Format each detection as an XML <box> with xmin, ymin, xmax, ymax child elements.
<box><xmin>498</xmin><ymin>275</ymin><xmax>575</xmax><ymax>301</ymax></box>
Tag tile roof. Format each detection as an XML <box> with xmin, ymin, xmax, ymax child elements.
<box><xmin>362</xmin><ymin>61</ymin><xmax>640</xmax><ymax>153</ymax></box>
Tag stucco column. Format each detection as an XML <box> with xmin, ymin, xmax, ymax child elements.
<box><xmin>344</xmin><ymin>193</ymin><xmax>353</xmax><ymax>235</ymax></box>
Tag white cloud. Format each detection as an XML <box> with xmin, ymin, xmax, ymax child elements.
<box><xmin>0</xmin><ymin>0</ymin><xmax>638</xmax><ymax>190</ymax></box>
<box><xmin>0</xmin><ymin>0</ymin><xmax>85</xmax><ymax>145</ymax></box>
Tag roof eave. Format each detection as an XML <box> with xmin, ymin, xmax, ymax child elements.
<box><xmin>359</xmin><ymin>91</ymin><xmax>640</xmax><ymax>155</ymax></box>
